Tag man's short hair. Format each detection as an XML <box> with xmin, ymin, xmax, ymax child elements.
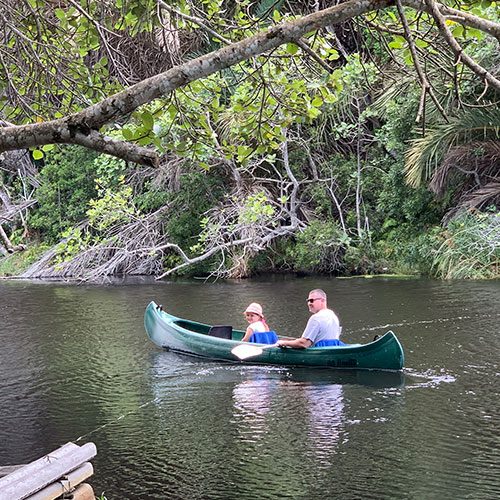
<box><xmin>309</xmin><ymin>289</ymin><xmax>327</xmax><ymax>299</ymax></box>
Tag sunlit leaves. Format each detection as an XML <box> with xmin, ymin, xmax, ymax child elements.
<box><xmin>389</xmin><ymin>36</ymin><xmax>406</xmax><ymax>50</ymax></box>
<box><xmin>239</xmin><ymin>192</ymin><xmax>275</xmax><ymax>224</ymax></box>
<box><xmin>32</xmin><ymin>149</ymin><xmax>44</xmax><ymax>160</ymax></box>
<box><xmin>141</xmin><ymin>111</ymin><xmax>154</xmax><ymax>131</ymax></box>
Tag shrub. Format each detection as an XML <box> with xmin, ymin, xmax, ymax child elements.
<box><xmin>286</xmin><ymin>220</ymin><xmax>350</xmax><ymax>273</ymax></box>
<box><xmin>431</xmin><ymin>210</ymin><xmax>499</xmax><ymax>279</ymax></box>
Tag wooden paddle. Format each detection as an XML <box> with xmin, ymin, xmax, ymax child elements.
<box><xmin>231</xmin><ymin>343</ymin><xmax>278</xmax><ymax>360</ymax></box>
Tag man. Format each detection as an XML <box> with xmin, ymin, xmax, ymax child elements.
<box><xmin>276</xmin><ymin>289</ymin><xmax>341</xmax><ymax>348</ymax></box>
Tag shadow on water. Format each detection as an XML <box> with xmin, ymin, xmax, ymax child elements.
<box><xmin>150</xmin><ymin>350</ymin><xmax>406</xmax><ymax>389</ymax></box>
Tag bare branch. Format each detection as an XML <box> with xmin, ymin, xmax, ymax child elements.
<box><xmin>156</xmin><ymin>0</ymin><xmax>231</xmax><ymax>45</ymax></box>
<box><xmin>296</xmin><ymin>39</ymin><xmax>334</xmax><ymax>72</ymax></box>
<box><xmin>404</xmin><ymin>0</ymin><xmax>500</xmax><ymax>40</ymax></box>
<box><xmin>155</xmin><ymin>222</ymin><xmax>300</xmax><ymax>279</ymax></box>
<box><xmin>395</xmin><ymin>0</ymin><xmax>448</xmax><ymax>124</ymax></box>
<box><xmin>424</xmin><ymin>0</ymin><xmax>500</xmax><ymax>93</ymax></box>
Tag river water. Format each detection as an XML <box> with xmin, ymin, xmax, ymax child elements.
<box><xmin>0</xmin><ymin>276</ymin><xmax>498</xmax><ymax>499</ymax></box>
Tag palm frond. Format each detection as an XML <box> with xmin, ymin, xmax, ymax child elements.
<box><xmin>461</xmin><ymin>182</ymin><xmax>500</xmax><ymax>211</ymax></box>
<box><xmin>429</xmin><ymin>140</ymin><xmax>500</xmax><ymax>195</ymax></box>
<box><xmin>405</xmin><ymin>106</ymin><xmax>500</xmax><ymax>187</ymax></box>
<box><xmin>370</xmin><ymin>75</ymin><xmax>416</xmax><ymax>120</ymax></box>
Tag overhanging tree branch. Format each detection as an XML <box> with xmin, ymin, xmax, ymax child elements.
<box><xmin>424</xmin><ymin>0</ymin><xmax>500</xmax><ymax>93</ymax></box>
<box><xmin>405</xmin><ymin>0</ymin><xmax>500</xmax><ymax>41</ymax></box>
<box><xmin>0</xmin><ymin>0</ymin><xmax>497</xmax><ymax>165</ymax></box>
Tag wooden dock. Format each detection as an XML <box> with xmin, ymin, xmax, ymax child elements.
<box><xmin>0</xmin><ymin>442</ymin><xmax>97</xmax><ymax>500</ymax></box>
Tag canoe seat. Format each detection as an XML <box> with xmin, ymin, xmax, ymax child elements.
<box><xmin>249</xmin><ymin>331</ymin><xmax>279</xmax><ymax>344</ymax></box>
<box><xmin>314</xmin><ymin>339</ymin><xmax>346</xmax><ymax>347</ymax></box>
<box><xmin>208</xmin><ymin>325</ymin><xmax>233</xmax><ymax>340</ymax></box>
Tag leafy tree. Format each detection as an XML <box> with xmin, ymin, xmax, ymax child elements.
<box><xmin>29</xmin><ymin>146</ymin><xmax>98</xmax><ymax>241</ymax></box>
<box><xmin>0</xmin><ymin>0</ymin><xmax>498</xmax><ymax>165</ymax></box>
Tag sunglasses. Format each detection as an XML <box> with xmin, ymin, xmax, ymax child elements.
<box><xmin>307</xmin><ymin>298</ymin><xmax>322</xmax><ymax>303</ymax></box>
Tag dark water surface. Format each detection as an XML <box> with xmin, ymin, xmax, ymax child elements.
<box><xmin>0</xmin><ymin>277</ymin><xmax>498</xmax><ymax>499</ymax></box>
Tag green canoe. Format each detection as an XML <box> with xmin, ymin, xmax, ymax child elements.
<box><xmin>144</xmin><ymin>301</ymin><xmax>405</xmax><ymax>371</ymax></box>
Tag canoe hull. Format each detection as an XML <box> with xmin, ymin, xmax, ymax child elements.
<box><xmin>144</xmin><ymin>301</ymin><xmax>404</xmax><ymax>370</ymax></box>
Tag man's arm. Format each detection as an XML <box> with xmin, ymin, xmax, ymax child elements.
<box><xmin>276</xmin><ymin>337</ymin><xmax>312</xmax><ymax>348</ymax></box>
<box><xmin>276</xmin><ymin>316</ymin><xmax>318</xmax><ymax>348</ymax></box>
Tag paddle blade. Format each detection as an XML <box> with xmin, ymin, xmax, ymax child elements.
<box><xmin>231</xmin><ymin>344</ymin><xmax>264</xmax><ymax>360</ymax></box>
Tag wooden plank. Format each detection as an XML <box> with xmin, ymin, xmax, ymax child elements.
<box><xmin>67</xmin><ymin>483</ymin><xmax>95</xmax><ymax>500</ymax></box>
<box><xmin>26</xmin><ymin>463</ymin><xmax>93</xmax><ymax>500</ymax></box>
<box><xmin>0</xmin><ymin>443</ymin><xmax>79</xmax><ymax>490</ymax></box>
<box><xmin>0</xmin><ymin>442</ymin><xmax>96</xmax><ymax>500</ymax></box>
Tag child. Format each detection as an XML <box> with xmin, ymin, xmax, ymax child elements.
<box><xmin>242</xmin><ymin>303</ymin><xmax>270</xmax><ymax>342</ymax></box>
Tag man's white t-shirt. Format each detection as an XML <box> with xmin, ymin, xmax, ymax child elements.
<box><xmin>301</xmin><ymin>309</ymin><xmax>341</xmax><ymax>344</ymax></box>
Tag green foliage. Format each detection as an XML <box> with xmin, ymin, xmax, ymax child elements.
<box><xmin>149</xmin><ymin>48</ymin><xmax>343</xmax><ymax>166</ymax></box>
<box><xmin>164</xmin><ymin>171</ymin><xmax>225</xmax><ymax>249</ymax></box>
<box><xmin>53</xmin><ymin>178</ymin><xmax>139</xmax><ymax>265</ymax></box>
<box><xmin>431</xmin><ymin>210</ymin><xmax>499</xmax><ymax>279</ymax></box>
<box><xmin>0</xmin><ymin>2</ymin><xmax>141</xmax><ymax>122</ymax></box>
<box><xmin>54</xmin><ymin>226</ymin><xmax>93</xmax><ymax>266</ymax></box>
<box><xmin>374</xmin><ymin>227</ymin><xmax>440</xmax><ymax>275</ymax></box>
<box><xmin>29</xmin><ymin>146</ymin><xmax>99</xmax><ymax>242</ymax></box>
<box><xmin>372</xmin><ymin>85</ymin><xmax>420</xmax><ymax>152</ymax></box>
<box><xmin>286</xmin><ymin>220</ymin><xmax>350</xmax><ymax>273</ymax></box>
<box><xmin>372</xmin><ymin>160</ymin><xmax>445</xmax><ymax>274</ymax></box>
<box><xmin>306</xmin><ymin>183</ymin><xmax>335</xmax><ymax>219</ymax></box>
<box><xmin>239</xmin><ymin>192</ymin><xmax>275</xmax><ymax>224</ymax></box>
<box><xmin>247</xmin><ymin>238</ymin><xmax>288</xmax><ymax>273</ymax></box>
<box><xmin>343</xmin><ymin>233</ymin><xmax>383</xmax><ymax>275</ymax></box>
<box><xmin>377</xmin><ymin>162</ymin><xmax>442</xmax><ymax>229</ymax></box>
<box><xmin>87</xmin><ymin>179</ymin><xmax>137</xmax><ymax>231</ymax></box>
<box><xmin>93</xmin><ymin>155</ymin><xmax>127</xmax><ymax>188</ymax></box>
<box><xmin>135</xmin><ymin>188</ymin><xmax>170</xmax><ymax>212</ymax></box>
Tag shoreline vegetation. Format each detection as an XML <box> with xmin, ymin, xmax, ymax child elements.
<box><xmin>0</xmin><ymin>231</ymin><xmax>498</xmax><ymax>282</ymax></box>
